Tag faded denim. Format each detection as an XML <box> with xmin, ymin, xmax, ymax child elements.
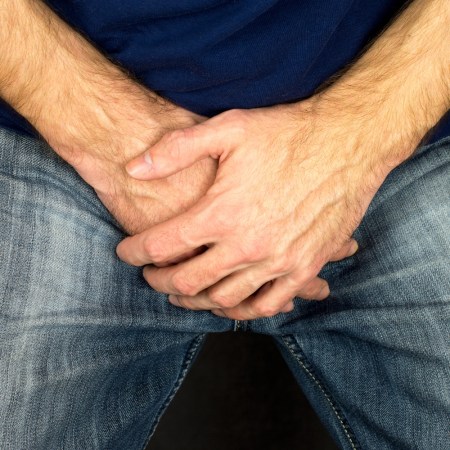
<box><xmin>0</xmin><ymin>126</ymin><xmax>449</xmax><ymax>449</ymax></box>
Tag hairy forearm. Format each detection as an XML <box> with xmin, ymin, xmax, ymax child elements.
<box><xmin>319</xmin><ymin>0</ymin><xmax>450</xmax><ymax>167</ymax></box>
<box><xmin>0</xmin><ymin>0</ymin><xmax>180</xmax><ymax>163</ymax></box>
<box><xmin>0</xmin><ymin>0</ymin><xmax>216</xmax><ymax>235</ymax></box>
<box><xmin>0</xmin><ymin>1</ymin><xmax>126</xmax><ymax>134</ymax></box>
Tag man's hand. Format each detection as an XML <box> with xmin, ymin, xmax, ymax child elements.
<box><xmin>117</xmin><ymin>0</ymin><xmax>450</xmax><ymax>319</ymax></box>
<box><xmin>116</xmin><ymin>102</ymin><xmax>378</xmax><ymax>318</ymax></box>
<box><xmin>44</xmin><ymin>75</ymin><xmax>217</xmax><ymax>235</ymax></box>
<box><xmin>0</xmin><ymin>0</ymin><xmax>216</xmax><ymax>235</ymax></box>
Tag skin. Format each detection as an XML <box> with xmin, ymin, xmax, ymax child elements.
<box><xmin>117</xmin><ymin>0</ymin><xmax>450</xmax><ymax>320</ymax></box>
<box><xmin>0</xmin><ymin>0</ymin><xmax>217</xmax><ymax>236</ymax></box>
<box><xmin>0</xmin><ymin>2</ymin><xmax>356</xmax><ymax>261</ymax></box>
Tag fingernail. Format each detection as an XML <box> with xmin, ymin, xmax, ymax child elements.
<box><xmin>350</xmin><ymin>241</ymin><xmax>359</xmax><ymax>255</ymax></box>
<box><xmin>319</xmin><ymin>286</ymin><xmax>330</xmax><ymax>299</ymax></box>
<box><xmin>168</xmin><ymin>294</ymin><xmax>180</xmax><ymax>306</ymax></box>
<box><xmin>212</xmin><ymin>309</ymin><xmax>226</xmax><ymax>317</ymax></box>
<box><xmin>126</xmin><ymin>153</ymin><xmax>152</xmax><ymax>178</ymax></box>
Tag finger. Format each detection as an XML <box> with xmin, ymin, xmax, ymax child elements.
<box><xmin>204</xmin><ymin>266</ymin><xmax>273</xmax><ymax>308</ymax></box>
<box><xmin>116</xmin><ymin>198</ymin><xmax>213</xmax><ymax>266</ymax></box>
<box><xmin>329</xmin><ymin>238</ymin><xmax>358</xmax><ymax>262</ymax></box>
<box><xmin>153</xmin><ymin>247</ymin><xmax>206</xmax><ymax>268</ymax></box>
<box><xmin>166</xmin><ymin>265</ymin><xmax>277</xmax><ymax>310</ymax></box>
<box><xmin>142</xmin><ymin>244</ymin><xmax>253</xmax><ymax>296</ymax></box>
<box><xmin>211</xmin><ymin>277</ymin><xmax>297</xmax><ymax>320</ymax></box>
<box><xmin>125</xmin><ymin>118</ymin><xmax>235</xmax><ymax>180</ymax></box>
<box><xmin>212</xmin><ymin>275</ymin><xmax>329</xmax><ymax>320</ymax></box>
<box><xmin>280</xmin><ymin>301</ymin><xmax>295</xmax><ymax>313</ymax></box>
<box><xmin>294</xmin><ymin>276</ymin><xmax>330</xmax><ymax>301</ymax></box>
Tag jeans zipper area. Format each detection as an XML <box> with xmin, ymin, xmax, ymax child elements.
<box><xmin>233</xmin><ymin>320</ymin><xmax>248</xmax><ymax>331</ymax></box>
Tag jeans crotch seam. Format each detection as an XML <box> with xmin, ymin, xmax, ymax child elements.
<box><xmin>281</xmin><ymin>335</ymin><xmax>360</xmax><ymax>450</ymax></box>
<box><xmin>141</xmin><ymin>333</ymin><xmax>207</xmax><ymax>450</ymax></box>
<box><xmin>233</xmin><ymin>320</ymin><xmax>249</xmax><ymax>332</ymax></box>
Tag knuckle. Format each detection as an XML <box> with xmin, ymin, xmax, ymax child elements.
<box><xmin>270</xmin><ymin>252</ymin><xmax>293</xmax><ymax>275</ymax></box>
<box><xmin>253</xmin><ymin>304</ymin><xmax>279</xmax><ymax>318</ymax></box>
<box><xmin>221</xmin><ymin>109</ymin><xmax>248</xmax><ymax>137</ymax></box>
<box><xmin>167</xmin><ymin>128</ymin><xmax>186</xmax><ymax>144</ymax></box>
<box><xmin>208</xmin><ymin>290</ymin><xmax>238</xmax><ymax>309</ymax></box>
<box><xmin>143</xmin><ymin>237</ymin><xmax>166</xmax><ymax>263</ymax></box>
<box><xmin>176</xmin><ymin>218</ymin><xmax>200</xmax><ymax>249</ymax></box>
<box><xmin>221</xmin><ymin>108</ymin><xmax>246</xmax><ymax>122</ymax></box>
<box><xmin>171</xmin><ymin>273</ymin><xmax>199</xmax><ymax>296</ymax></box>
<box><xmin>166</xmin><ymin>129</ymin><xmax>190</xmax><ymax>159</ymax></box>
<box><xmin>296</xmin><ymin>265</ymin><xmax>316</xmax><ymax>284</ymax></box>
<box><xmin>211</xmin><ymin>210</ymin><xmax>235</xmax><ymax>236</ymax></box>
<box><xmin>247</xmin><ymin>240</ymin><xmax>266</xmax><ymax>262</ymax></box>
<box><xmin>235</xmin><ymin>239</ymin><xmax>266</xmax><ymax>263</ymax></box>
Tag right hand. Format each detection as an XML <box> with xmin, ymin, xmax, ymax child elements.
<box><xmin>0</xmin><ymin>0</ymin><xmax>216</xmax><ymax>236</ymax></box>
<box><xmin>44</xmin><ymin>71</ymin><xmax>217</xmax><ymax>236</ymax></box>
<box><xmin>45</xmin><ymin>72</ymin><xmax>218</xmax><ymax>235</ymax></box>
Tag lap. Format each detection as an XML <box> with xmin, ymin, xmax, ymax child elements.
<box><xmin>2</xmin><ymin>126</ymin><xmax>448</xmax><ymax>448</ymax></box>
<box><xmin>0</xmin><ymin>127</ymin><xmax>227</xmax><ymax>449</ymax></box>
<box><xmin>254</xmin><ymin>137</ymin><xmax>450</xmax><ymax>449</ymax></box>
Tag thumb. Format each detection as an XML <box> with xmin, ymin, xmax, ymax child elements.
<box><xmin>126</xmin><ymin>121</ymin><xmax>227</xmax><ymax>180</ymax></box>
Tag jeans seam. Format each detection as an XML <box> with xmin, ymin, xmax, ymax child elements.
<box><xmin>233</xmin><ymin>320</ymin><xmax>249</xmax><ymax>332</ymax></box>
<box><xmin>140</xmin><ymin>333</ymin><xmax>207</xmax><ymax>450</ymax></box>
<box><xmin>281</xmin><ymin>335</ymin><xmax>360</xmax><ymax>450</ymax></box>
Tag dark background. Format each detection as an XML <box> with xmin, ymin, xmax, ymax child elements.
<box><xmin>147</xmin><ymin>332</ymin><xmax>338</xmax><ymax>450</ymax></box>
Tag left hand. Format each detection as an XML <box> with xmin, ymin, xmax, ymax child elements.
<box><xmin>116</xmin><ymin>99</ymin><xmax>400</xmax><ymax>320</ymax></box>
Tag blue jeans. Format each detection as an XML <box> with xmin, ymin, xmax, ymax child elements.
<box><xmin>0</xmin><ymin>126</ymin><xmax>449</xmax><ymax>450</ymax></box>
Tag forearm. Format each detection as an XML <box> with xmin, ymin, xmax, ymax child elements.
<box><xmin>0</xmin><ymin>0</ymin><xmax>177</xmax><ymax>165</ymax></box>
<box><xmin>0</xmin><ymin>0</ymin><xmax>216</xmax><ymax>235</ymax></box>
<box><xmin>1</xmin><ymin>1</ymin><xmax>125</xmax><ymax>134</ymax></box>
<box><xmin>319</xmin><ymin>0</ymin><xmax>450</xmax><ymax>167</ymax></box>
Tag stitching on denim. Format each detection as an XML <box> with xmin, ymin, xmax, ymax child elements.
<box><xmin>233</xmin><ymin>320</ymin><xmax>249</xmax><ymax>332</ymax></box>
<box><xmin>140</xmin><ymin>333</ymin><xmax>207</xmax><ymax>450</ymax></box>
<box><xmin>281</xmin><ymin>335</ymin><xmax>359</xmax><ymax>450</ymax></box>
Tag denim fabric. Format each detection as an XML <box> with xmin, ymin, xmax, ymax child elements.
<box><xmin>0</xmin><ymin>126</ymin><xmax>449</xmax><ymax>449</ymax></box>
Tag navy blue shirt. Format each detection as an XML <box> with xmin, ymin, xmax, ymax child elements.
<box><xmin>1</xmin><ymin>0</ymin><xmax>449</xmax><ymax>143</ymax></box>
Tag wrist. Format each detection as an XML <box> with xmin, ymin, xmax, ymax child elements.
<box><xmin>312</xmin><ymin>83</ymin><xmax>417</xmax><ymax>170</ymax></box>
<box><xmin>1</xmin><ymin>1</ymin><xmax>130</xmax><ymax>139</ymax></box>
<box><xmin>312</xmin><ymin>0</ymin><xmax>450</xmax><ymax>168</ymax></box>
<box><xmin>0</xmin><ymin>0</ymin><xmax>164</xmax><ymax>154</ymax></box>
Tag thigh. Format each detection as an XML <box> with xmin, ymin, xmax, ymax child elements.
<box><xmin>0</xmin><ymin>128</ymin><xmax>230</xmax><ymax>450</ymax></box>
<box><xmin>252</xmin><ymin>137</ymin><xmax>450</xmax><ymax>449</ymax></box>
